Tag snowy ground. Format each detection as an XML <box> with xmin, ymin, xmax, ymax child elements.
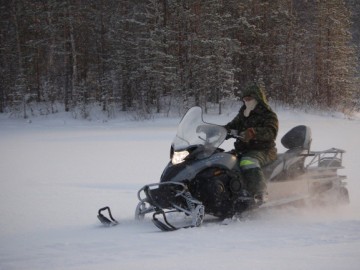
<box><xmin>1</xmin><ymin>106</ymin><xmax>360</xmax><ymax>270</ymax></box>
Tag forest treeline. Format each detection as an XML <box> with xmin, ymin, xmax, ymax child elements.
<box><xmin>1</xmin><ymin>0</ymin><xmax>359</xmax><ymax>119</ymax></box>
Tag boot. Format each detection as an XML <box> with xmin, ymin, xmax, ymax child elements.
<box><xmin>242</xmin><ymin>168</ymin><xmax>267</xmax><ymax>204</ymax></box>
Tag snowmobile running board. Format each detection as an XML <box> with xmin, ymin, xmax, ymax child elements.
<box><xmin>97</xmin><ymin>206</ymin><xmax>119</xmax><ymax>226</ymax></box>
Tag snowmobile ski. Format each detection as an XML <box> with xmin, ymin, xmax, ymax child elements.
<box><xmin>97</xmin><ymin>206</ymin><xmax>118</xmax><ymax>226</ymax></box>
<box><xmin>151</xmin><ymin>204</ymin><xmax>205</xmax><ymax>231</ymax></box>
<box><xmin>152</xmin><ymin>211</ymin><xmax>178</xmax><ymax>231</ymax></box>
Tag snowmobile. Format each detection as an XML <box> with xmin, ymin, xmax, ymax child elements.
<box><xmin>98</xmin><ymin>106</ymin><xmax>349</xmax><ymax>231</ymax></box>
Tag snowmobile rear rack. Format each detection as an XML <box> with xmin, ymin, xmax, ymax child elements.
<box><xmin>97</xmin><ymin>206</ymin><xmax>118</xmax><ymax>226</ymax></box>
<box><xmin>306</xmin><ymin>148</ymin><xmax>345</xmax><ymax>169</ymax></box>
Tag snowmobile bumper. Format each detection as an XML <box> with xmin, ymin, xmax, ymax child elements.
<box><xmin>135</xmin><ymin>182</ymin><xmax>205</xmax><ymax>231</ymax></box>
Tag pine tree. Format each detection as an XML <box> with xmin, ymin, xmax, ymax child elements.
<box><xmin>311</xmin><ymin>0</ymin><xmax>357</xmax><ymax>111</ymax></box>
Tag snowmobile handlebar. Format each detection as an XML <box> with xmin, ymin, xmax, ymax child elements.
<box><xmin>226</xmin><ymin>130</ymin><xmax>245</xmax><ymax>140</ymax></box>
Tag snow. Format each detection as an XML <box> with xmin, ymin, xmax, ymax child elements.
<box><xmin>0</xmin><ymin>107</ymin><xmax>360</xmax><ymax>270</ymax></box>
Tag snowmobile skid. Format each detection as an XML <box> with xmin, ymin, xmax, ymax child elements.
<box><xmin>97</xmin><ymin>206</ymin><xmax>118</xmax><ymax>226</ymax></box>
<box><xmin>97</xmin><ymin>107</ymin><xmax>349</xmax><ymax>231</ymax></box>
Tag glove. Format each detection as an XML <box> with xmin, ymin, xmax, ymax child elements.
<box><xmin>239</xmin><ymin>128</ymin><xmax>256</xmax><ymax>142</ymax></box>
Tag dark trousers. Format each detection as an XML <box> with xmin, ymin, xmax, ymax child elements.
<box><xmin>239</xmin><ymin>149</ymin><xmax>276</xmax><ymax>195</ymax></box>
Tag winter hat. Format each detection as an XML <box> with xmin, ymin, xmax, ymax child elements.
<box><xmin>241</xmin><ymin>83</ymin><xmax>271</xmax><ymax>110</ymax></box>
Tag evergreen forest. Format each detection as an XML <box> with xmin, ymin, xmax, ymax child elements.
<box><xmin>1</xmin><ymin>0</ymin><xmax>360</xmax><ymax>119</ymax></box>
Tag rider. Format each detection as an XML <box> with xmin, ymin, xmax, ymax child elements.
<box><xmin>224</xmin><ymin>83</ymin><xmax>278</xmax><ymax>203</ymax></box>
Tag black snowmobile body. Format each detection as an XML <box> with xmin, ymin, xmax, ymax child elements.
<box><xmin>132</xmin><ymin>107</ymin><xmax>349</xmax><ymax>231</ymax></box>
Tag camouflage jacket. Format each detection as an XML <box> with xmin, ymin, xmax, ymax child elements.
<box><xmin>225</xmin><ymin>102</ymin><xmax>278</xmax><ymax>152</ymax></box>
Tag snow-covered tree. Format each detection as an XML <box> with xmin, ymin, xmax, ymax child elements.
<box><xmin>1</xmin><ymin>0</ymin><xmax>359</xmax><ymax>117</ymax></box>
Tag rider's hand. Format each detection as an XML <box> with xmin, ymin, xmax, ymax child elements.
<box><xmin>225</xmin><ymin>129</ymin><xmax>238</xmax><ymax>140</ymax></box>
<box><xmin>239</xmin><ymin>128</ymin><xmax>255</xmax><ymax>142</ymax></box>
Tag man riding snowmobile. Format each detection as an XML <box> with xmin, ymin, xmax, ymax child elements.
<box><xmin>224</xmin><ymin>83</ymin><xmax>278</xmax><ymax>204</ymax></box>
<box><xmin>97</xmin><ymin>85</ymin><xmax>349</xmax><ymax>231</ymax></box>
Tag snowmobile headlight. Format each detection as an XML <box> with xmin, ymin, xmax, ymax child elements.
<box><xmin>172</xmin><ymin>150</ymin><xmax>189</xmax><ymax>165</ymax></box>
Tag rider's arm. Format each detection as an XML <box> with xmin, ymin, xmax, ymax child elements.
<box><xmin>252</xmin><ymin>110</ymin><xmax>278</xmax><ymax>141</ymax></box>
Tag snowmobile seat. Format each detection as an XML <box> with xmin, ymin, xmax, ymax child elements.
<box><xmin>264</xmin><ymin>148</ymin><xmax>308</xmax><ymax>181</ymax></box>
<box><xmin>281</xmin><ymin>125</ymin><xmax>312</xmax><ymax>152</ymax></box>
<box><xmin>263</xmin><ymin>125</ymin><xmax>312</xmax><ymax>181</ymax></box>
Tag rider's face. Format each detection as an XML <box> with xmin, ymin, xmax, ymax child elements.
<box><xmin>243</xmin><ymin>96</ymin><xmax>254</xmax><ymax>102</ymax></box>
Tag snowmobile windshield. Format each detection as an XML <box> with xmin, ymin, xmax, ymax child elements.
<box><xmin>172</xmin><ymin>107</ymin><xmax>227</xmax><ymax>159</ymax></box>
